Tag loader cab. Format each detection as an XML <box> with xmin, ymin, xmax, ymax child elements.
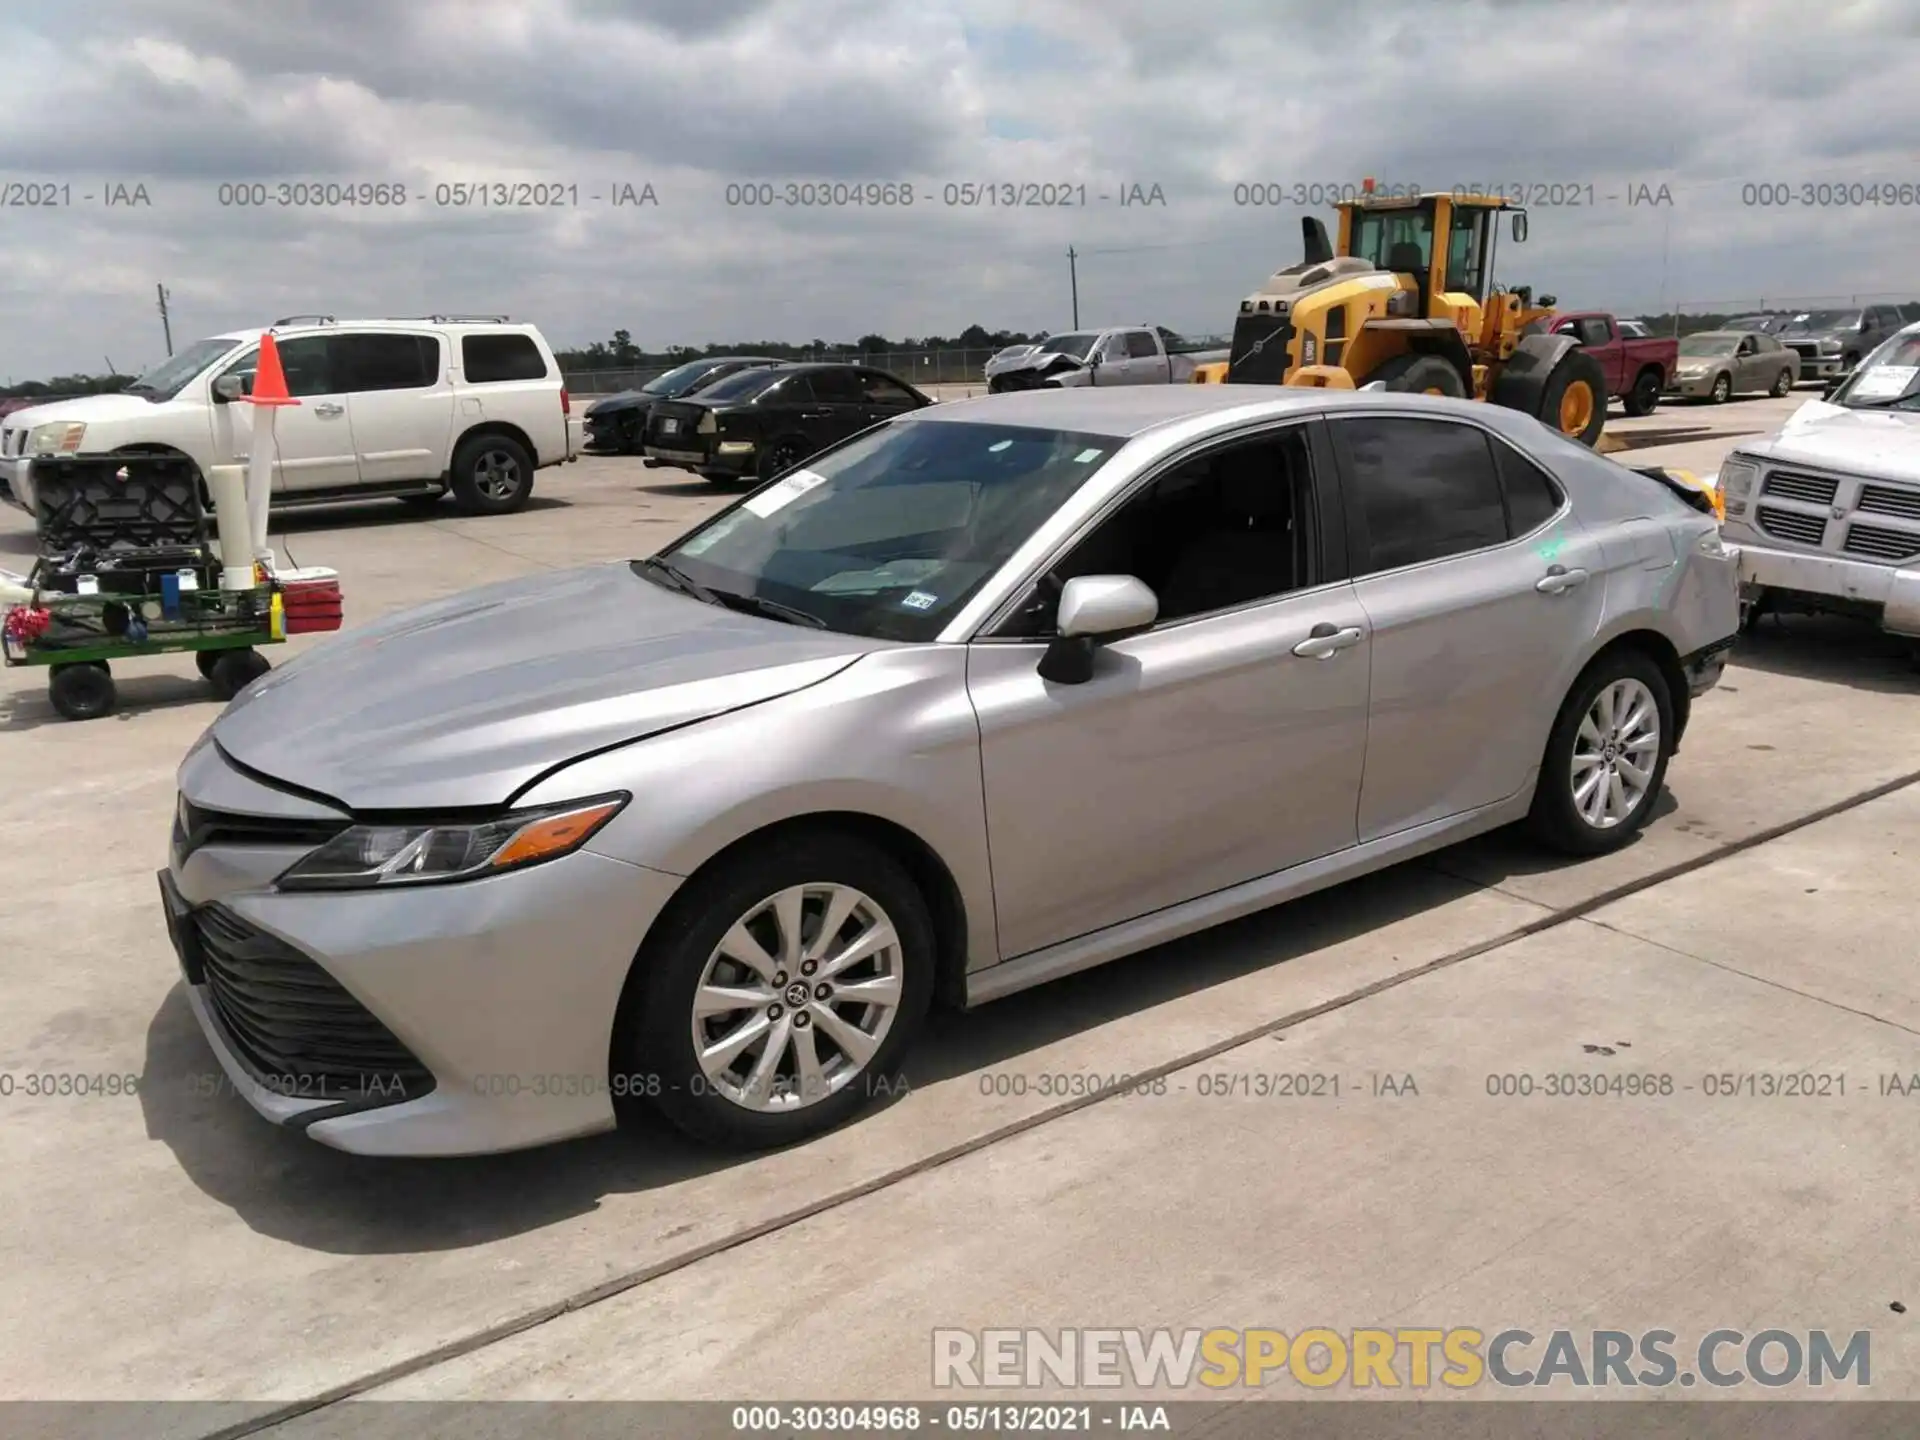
<box><xmin>1342</xmin><ymin>198</ymin><xmax>1437</xmax><ymax>312</ymax></box>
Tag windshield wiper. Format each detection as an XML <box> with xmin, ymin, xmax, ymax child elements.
<box><xmin>633</xmin><ymin>555</ymin><xmax>721</xmax><ymax>604</ymax></box>
<box><xmin>708</xmin><ymin>589</ymin><xmax>828</xmax><ymax>629</ymax></box>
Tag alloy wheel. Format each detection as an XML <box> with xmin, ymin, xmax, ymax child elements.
<box><xmin>474</xmin><ymin>448</ymin><xmax>523</xmax><ymax>501</ymax></box>
<box><xmin>1570</xmin><ymin>678</ymin><xmax>1661</xmax><ymax>829</ymax></box>
<box><xmin>691</xmin><ymin>883</ymin><xmax>905</xmax><ymax>1112</ymax></box>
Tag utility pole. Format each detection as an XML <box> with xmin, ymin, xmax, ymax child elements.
<box><xmin>1067</xmin><ymin>246</ymin><xmax>1079</xmax><ymax>329</ymax></box>
<box><xmin>156</xmin><ymin>283</ymin><xmax>173</xmax><ymax>356</ymax></box>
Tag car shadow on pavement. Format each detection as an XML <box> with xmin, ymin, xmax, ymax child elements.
<box><xmin>0</xmin><ymin>528</ymin><xmax>41</xmax><ymax>558</ymax></box>
<box><xmin>1729</xmin><ymin>614</ymin><xmax>1920</xmax><ymax>694</ymax></box>
<box><xmin>137</xmin><ymin>858</ymin><xmax>1504</xmax><ymax>1254</ymax></box>
<box><xmin>1422</xmin><ymin>790</ymin><xmax>1678</xmax><ymax>890</ymax></box>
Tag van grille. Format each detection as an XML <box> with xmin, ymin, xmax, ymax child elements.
<box><xmin>1858</xmin><ymin>484</ymin><xmax>1920</xmax><ymax>522</ymax></box>
<box><xmin>1759</xmin><ymin>470</ymin><xmax>1838</xmax><ymax>506</ymax></box>
<box><xmin>1754</xmin><ymin>506</ymin><xmax>1829</xmax><ymax>547</ymax></box>
<box><xmin>1843</xmin><ymin>524</ymin><xmax>1920</xmax><ymax>563</ymax></box>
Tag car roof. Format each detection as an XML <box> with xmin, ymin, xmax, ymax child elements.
<box><xmin>1683</xmin><ymin>330</ymin><xmax>1739</xmax><ymax>339</ymax></box>
<box><xmin>920</xmin><ymin>385</ymin><xmax>1325</xmax><ymax>436</ymax></box>
<box><xmin>209</xmin><ymin>320</ymin><xmax>543</xmax><ymax>344</ymax></box>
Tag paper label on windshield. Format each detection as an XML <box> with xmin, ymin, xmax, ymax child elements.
<box><xmin>900</xmin><ymin>590</ymin><xmax>938</xmax><ymax>610</ymax></box>
<box><xmin>744</xmin><ymin>468</ymin><xmax>827</xmax><ymax>517</ymax></box>
<box><xmin>1850</xmin><ymin>364</ymin><xmax>1916</xmax><ymax>398</ymax></box>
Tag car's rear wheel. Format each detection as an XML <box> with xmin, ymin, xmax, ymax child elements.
<box><xmin>1771</xmin><ymin>367</ymin><xmax>1795</xmax><ymax>397</ymax></box>
<box><xmin>619</xmin><ymin>829</ymin><xmax>935</xmax><ymax>1149</ymax></box>
<box><xmin>449</xmin><ymin>433</ymin><xmax>534</xmax><ymax>515</ymax></box>
<box><xmin>763</xmin><ymin>435</ymin><xmax>810</xmax><ymax>480</ymax></box>
<box><xmin>1623</xmin><ymin>368</ymin><xmax>1661</xmax><ymax>417</ymax></box>
<box><xmin>1527</xmin><ymin>650</ymin><xmax>1674</xmax><ymax>856</ymax></box>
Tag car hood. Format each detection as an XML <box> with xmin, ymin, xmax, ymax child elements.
<box><xmin>1742</xmin><ymin>402</ymin><xmax>1920</xmax><ymax>483</ymax></box>
<box><xmin>985</xmin><ymin>347</ymin><xmax>1087</xmax><ymax>378</ymax></box>
<box><xmin>585</xmin><ymin>391</ymin><xmax>653</xmax><ymax>416</ymax></box>
<box><xmin>3</xmin><ymin>393</ymin><xmax>162</xmax><ymax>427</ymax></box>
<box><xmin>209</xmin><ymin>562</ymin><xmax>879</xmax><ymax>811</ymax></box>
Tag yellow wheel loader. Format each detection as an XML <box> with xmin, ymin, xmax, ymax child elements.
<box><xmin>1193</xmin><ymin>191</ymin><xmax>1609</xmax><ymax>447</ymax></box>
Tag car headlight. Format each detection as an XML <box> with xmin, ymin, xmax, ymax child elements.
<box><xmin>1717</xmin><ymin>458</ymin><xmax>1757</xmax><ymax>498</ymax></box>
<box><xmin>1818</xmin><ymin>340</ymin><xmax>1841</xmax><ymax>355</ymax></box>
<box><xmin>275</xmin><ymin>793</ymin><xmax>627</xmax><ymax>891</ymax></box>
<box><xmin>27</xmin><ymin>421</ymin><xmax>86</xmax><ymax>454</ymax></box>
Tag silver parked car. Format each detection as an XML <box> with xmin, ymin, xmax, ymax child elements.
<box><xmin>159</xmin><ymin>388</ymin><xmax>1739</xmax><ymax>1156</ymax></box>
<box><xmin>1669</xmin><ymin>330</ymin><xmax>1799</xmax><ymax>402</ymax></box>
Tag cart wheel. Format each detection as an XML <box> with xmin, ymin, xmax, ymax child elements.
<box><xmin>195</xmin><ymin>649</ymin><xmax>221</xmax><ymax>680</ymax></box>
<box><xmin>49</xmin><ymin>662</ymin><xmax>116</xmax><ymax>721</ymax></box>
<box><xmin>208</xmin><ymin>648</ymin><xmax>271</xmax><ymax>701</ymax></box>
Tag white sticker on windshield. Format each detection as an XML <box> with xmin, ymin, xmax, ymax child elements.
<box><xmin>743</xmin><ymin>468</ymin><xmax>828</xmax><ymax>518</ymax></box>
<box><xmin>1850</xmin><ymin>364</ymin><xmax>1917</xmax><ymax>398</ymax></box>
<box><xmin>988</xmin><ymin>440</ymin><xmax>1012</xmax><ymax>452</ymax></box>
<box><xmin>1074</xmin><ymin>448</ymin><xmax>1104</xmax><ymax>463</ymax></box>
<box><xmin>901</xmin><ymin>590</ymin><xmax>938</xmax><ymax>610</ymax></box>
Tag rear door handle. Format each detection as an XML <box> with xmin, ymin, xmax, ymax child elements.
<box><xmin>1536</xmin><ymin>565</ymin><xmax>1590</xmax><ymax>594</ymax></box>
<box><xmin>1292</xmin><ymin>623</ymin><xmax>1364</xmax><ymax>659</ymax></box>
<box><xmin>313</xmin><ymin>402</ymin><xmax>345</xmax><ymax>418</ymax></box>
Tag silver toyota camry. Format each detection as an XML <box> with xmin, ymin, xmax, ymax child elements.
<box><xmin>160</xmin><ymin>387</ymin><xmax>1740</xmax><ymax>1156</ymax></box>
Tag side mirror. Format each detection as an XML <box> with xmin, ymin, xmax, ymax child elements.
<box><xmin>1511</xmin><ymin>212</ymin><xmax>1528</xmax><ymax>242</ymax></box>
<box><xmin>211</xmin><ymin>374</ymin><xmax>246</xmax><ymax>403</ymax></box>
<box><xmin>1538</xmin><ymin>293</ymin><xmax>1557</xmax><ymax>307</ymax></box>
<box><xmin>1038</xmin><ymin>575</ymin><xmax>1158</xmax><ymax>684</ymax></box>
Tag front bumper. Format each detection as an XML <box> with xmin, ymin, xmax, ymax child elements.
<box><xmin>1681</xmin><ymin>635</ymin><xmax>1736</xmax><ymax>696</ymax></box>
<box><xmin>1788</xmin><ymin>352</ymin><xmax>1844</xmax><ymax>379</ymax></box>
<box><xmin>0</xmin><ymin>455</ymin><xmax>33</xmax><ymax>512</ymax></box>
<box><xmin>1735</xmin><ymin>539</ymin><xmax>1920</xmax><ymax>636</ymax></box>
<box><xmin>161</xmin><ymin>833</ymin><xmax>685</xmax><ymax>1157</ymax></box>
<box><xmin>1667</xmin><ymin>374</ymin><xmax>1722</xmax><ymax>398</ymax></box>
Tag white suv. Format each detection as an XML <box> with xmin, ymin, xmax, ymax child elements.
<box><xmin>0</xmin><ymin>315</ymin><xmax>575</xmax><ymax>527</ymax></box>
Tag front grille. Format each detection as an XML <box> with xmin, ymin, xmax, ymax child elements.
<box><xmin>1754</xmin><ymin>505</ymin><xmax>1829</xmax><ymax>547</ymax></box>
<box><xmin>1843</xmin><ymin>523</ymin><xmax>1920</xmax><ymax>563</ymax></box>
<box><xmin>1859</xmin><ymin>484</ymin><xmax>1920</xmax><ymax>522</ymax></box>
<box><xmin>194</xmin><ymin>905</ymin><xmax>434</xmax><ymax>1103</ymax></box>
<box><xmin>1760</xmin><ymin>470</ymin><xmax>1838</xmax><ymax>506</ymax></box>
<box><xmin>174</xmin><ymin>797</ymin><xmax>347</xmax><ymax>861</ymax></box>
<box><xmin>1785</xmin><ymin>340</ymin><xmax>1820</xmax><ymax>358</ymax></box>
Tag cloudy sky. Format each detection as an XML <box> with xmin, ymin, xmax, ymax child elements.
<box><xmin>1</xmin><ymin>0</ymin><xmax>1915</xmax><ymax>378</ymax></box>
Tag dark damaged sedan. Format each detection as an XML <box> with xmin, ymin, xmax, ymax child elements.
<box><xmin>582</xmin><ymin>356</ymin><xmax>780</xmax><ymax>453</ymax></box>
<box><xmin>642</xmin><ymin>362</ymin><xmax>932</xmax><ymax>484</ymax></box>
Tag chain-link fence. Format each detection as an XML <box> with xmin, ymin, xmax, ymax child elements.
<box><xmin>562</xmin><ymin>348</ymin><xmax>1005</xmax><ymax>394</ymax></box>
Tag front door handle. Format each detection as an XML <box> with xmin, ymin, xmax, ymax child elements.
<box><xmin>313</xmin><ymin>402</ymin><xmax>345</xmax><ymax>418</ymax></box>
<box><xmin>1536</xmin><ymin>565</ymin><xmax>1590</xmax><ymax>594</ymax></box>
<box><xmin>1292</xmin><ymin>623</ymin><xmax>1364</xmax><ymax>659</ymax></box>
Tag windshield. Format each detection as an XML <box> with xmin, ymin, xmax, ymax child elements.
<box><xmin>1679</xmin><ymin>335</ymin><xmax>1737</xmax><ymax>357</ymax></box>
<box><xmin>1728</xmin><ymin>315</ymin><xmax>1779</xmax><ymax>332</ymax></box>
<box><xmin>1782</xmin><ymin>311</ymin><xmax>1856</xmax><ymax>333</ymax></box>
<box><xmin>642</xmin><ymin>360</ymin><xmax>725</xmax><ymax>396</ymax></box>
<box><xmin>125</xmin><ymin>337</ymin><xmax>243</xmax><ymax>398</ymax></box>
<box><xmin>1829</xmin><ymin>332</ymin><xmax>1920</xmax><ymax>409</ymax></box>
<box><xmin>696</xmin><ymin>368</ymin><xmax>789</xmax><ymax>403</ymax></box>
<box><xmin>1035</xmin><ymin>333</ymin><xmax>1099</xmax><ymax>360</ymax></box>
<box><xmin>652</xmin><ymin>419</ymin><xmax>1124</xmax><ymax>641</ymax></box>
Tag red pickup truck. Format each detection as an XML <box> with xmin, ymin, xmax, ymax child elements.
<box><xmin>1546</xmin><ymin>312</ymin><xmax>1678</xmax><ymax>417</ymax></box>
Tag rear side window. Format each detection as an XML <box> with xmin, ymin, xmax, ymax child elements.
<box><xmin>1493</xmin><ymin>439</ymin><xmax>1565</xmax><ymax>535</ymax></box>
<box><xmin>335</xmin><ymin>333</ymin><xmax>439</xmax><ymax>391</ymax></box>
<box><xmin>461</xmin><ymin>333</ymin><xmax>550</xmax><ymax>382</ymax></box>
<box><xmin>1333</xmin><ymin>415</ymin><xmax>1509</xmax><ymax>574</ymax></box>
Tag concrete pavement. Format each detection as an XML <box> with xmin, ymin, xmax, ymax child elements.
<box><xmin>2</xmin><ymin>383</ymin><xmax>1916</xmax><ymax>1422</ymax></box>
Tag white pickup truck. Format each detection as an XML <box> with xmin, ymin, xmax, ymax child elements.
<box><xmin>984</xmin><ymin>326</ymin><xmax>1227</xmax><ymax>392</ymax></box>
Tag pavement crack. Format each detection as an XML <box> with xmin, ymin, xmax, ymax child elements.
<box><xmin>1581</xmin><ymin>915</ymin><xmax>1920</xmax><ymax>1040</ymax></box>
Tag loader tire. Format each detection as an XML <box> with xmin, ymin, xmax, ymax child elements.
<box><xmin>1367</xmin><ymin>354</ymin><xmax>1467</xmax><ymax>399</ymax></box>
<box><xmin>1536</xmin><ymin>350</ymin><xmax>1608</xmax><ymax>447</ymax></box>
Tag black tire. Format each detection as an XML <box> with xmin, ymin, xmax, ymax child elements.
<box><xmin>619</xmin><ymin>412</ymin><xmax>646</xmax><ymax>454</ymax></box>
<box><xmin>762</xmin><ymin>435</ymin><xmax>811</xmax><ymax>481</ymax></box>
<box><xmin>195</xmin><ymin>648</ymin><xmax>221</xmax><ymax>679</ymax></box>
<box><xmin>1536</xmin><ymin>349</ymin><xmax>1609</xmax><ymax>446</ymax></box>
<box><xmin>207</xmin><ymin>647</ymin><xmax>271</xmax><ymax>701</ymax></box>
<box><xmin>617</xmin><ymin>828</ymin><xmax>936</xmax><ymax>1150</ymax></box>
<box><xmin>1623</xmin><ymin>368</ymin><xmax>1662</xmax><ymax>417</ymax></box>
<box><xmin>448</xmin><ymin>433</ymin><xmax>535</xmax><ymax>516</ymax></box>
<box><xmin>1709</xmin><ymin>372</ymin><xmax>1732</xmax><ymax>404</ymax></box>
<box><xmin>1527</xmin><ymin>648</ymin><xmax>1675</xmax><ymax>857</ymax></box>
<box><xmin>48</xmin><ymin>661</ymin><xmax>114</xmax><ymax>721</ymax></box>
<box><xmin>1738</xmin><ymin>590</ymin><xmax>1767</xmax><ymax>633</ymax></box>
<box><xmin>396</xmin><ymin>492</ymin><xmax>445</xmax><ymax>516</ymax></box>
<box><xmin>1368</xmin><ymin>353</ymin><xmax>1467</xmax><ymax>398</ymax></box>
<box><xmin>1771</xmin><ymin>367</ymin><xmax>1795</xmax><ymax>398</ymax></box>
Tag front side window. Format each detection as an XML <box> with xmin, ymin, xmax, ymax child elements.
<box><xmin>216</xmin><ymin>335</ymin><xmax>337</xmax><ymax>397</ymax></box>
<box><xmin>653</xmin><ymin>420</ymin><xmax>1123</xmax><ymax>641</ymax></box>
<box><xmin>1351</xmin><ymin>205</ymin><xmax>1436</xmax><ymax>276</ymax></box>
<box><xmin>995</xmin><ymin>427</ymin><xmax>1319</xmax><ymax>638</ymax></box>
<box><xmin>1333</xmin><ymin>415</ymin><xmax>1508</xmax><ymax>574</ymax></box>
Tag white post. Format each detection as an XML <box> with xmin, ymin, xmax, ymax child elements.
<box><xmin>212</xmin><ymin>466</ymin><xmax>255</xmax><ymax>590</ymax></box>
<box><xmin>246</xmin><ymin>403</ymin><xmax>277</xmax><ymax>572</ymax></box>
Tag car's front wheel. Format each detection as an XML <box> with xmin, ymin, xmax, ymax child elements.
<box><xmin>619</xmin><ymin>829</ymin><xmax>935</xmax><ymax>1149</ymax></box>
<box><xmin>1527</xmin><ymin>650</ymin><xmax>1674</xmax><ymax>856</ymax></box>
<box><xmin>1709</xmin><ymin>373</ymin><xmax>1732</xmax><ymax>404</ymax></box>
<box><xmin>1771</xmin><ymin>367</ymin><xmax>1795</xmax><ymax>397</ymax></box>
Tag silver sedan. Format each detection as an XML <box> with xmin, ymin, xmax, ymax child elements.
<box><xmin>159</xmin><ymin>387</ymin><xmax>1740</xmax><ymax>1156</ymax></box>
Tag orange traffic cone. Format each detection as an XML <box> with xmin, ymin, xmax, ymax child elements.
<box><xmin>243</xmin><ymin>330</ymin><xmax>302</xmax><ymax>407</ymax></box>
